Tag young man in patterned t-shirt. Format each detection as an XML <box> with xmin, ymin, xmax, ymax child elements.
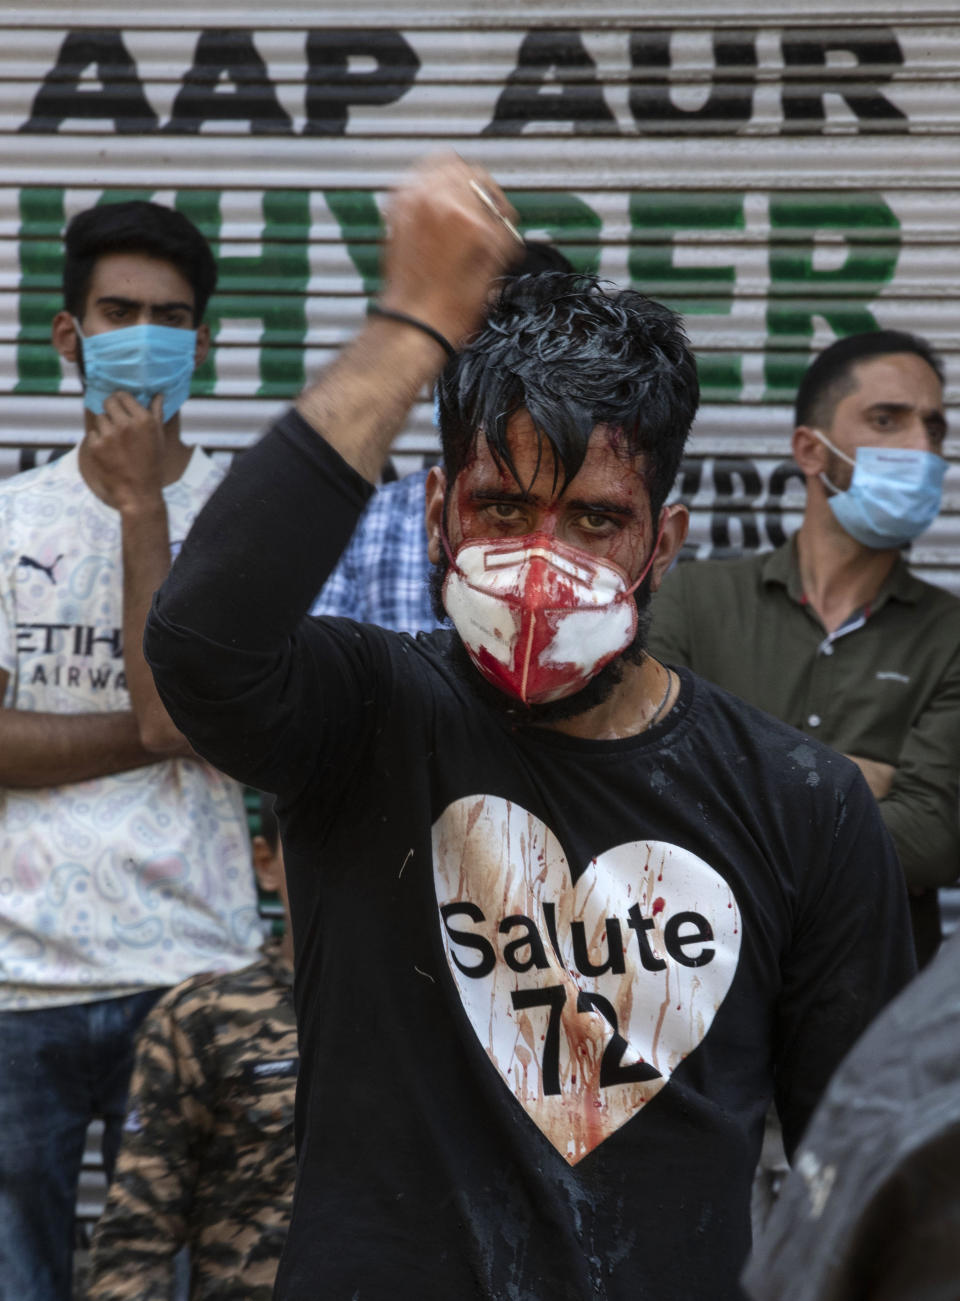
<box><xmin>0</xmin><ymin>201</ymin><xmax>261</xmax><ymax>1299</ymax></box>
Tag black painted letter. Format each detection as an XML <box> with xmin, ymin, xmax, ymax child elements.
<box><xmin>21</xmin><ymin>30</ymin><xmax>156</xmax><ymax>134</ymax></box>
<box><xmin>709</xmin><ymin>457</ymin><xmax>763</xmax><ymax>557</ymax></box>
<box><xmin>485</xmin><ymin>30</ymin><xmax>618</xmax><ymax>136</ymax></box>
<box><xmin>781</xmin><ymin>27</ymin><xmax>907</xmax><ymax>132</ymax></box>
<box><xmin>305</xmin><ymin>30</ymin><xmax>419</xmax><ymax>135</ymax></box>
<box><xmin>629</xmin><ymin>30</ymin><xmax>756</xmax><ymax>133</ymax></box>
<box><xmin>165</xmin><ymin>30</ymin><xmax>292</xmax><ymax>135</ymax></box>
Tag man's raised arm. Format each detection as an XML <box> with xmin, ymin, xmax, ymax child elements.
<box><xmin>144</xmin><ymin>156</ymin><xmax>517</xmax><ymax>786</ymax></box>
<box><xmin>297</xmin><ymin>156</ymin><xmax>518</xmax><ymax>484</ymax></box>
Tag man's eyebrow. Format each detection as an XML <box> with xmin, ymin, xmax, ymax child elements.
<box><xmin>94</xmin><ymin>295</ymin><xmax>193</xmax><ymax>313</ymax></box>
<box><xmin>565</xmin><ymin>496</ymin><xmax>636</xmax><ymax>518</ymax></box>
<box><xmin>865</xmin><ymin>400</ymin><xmax>943</xmax><ymax>419</ymax></box>
<box><xmin>468</xmin><ymin>487</ymin><xmax>635</xmax><ymax>517</ymax></box>
<box><xmin>865</xmin><ymin>401</ymin><xmax>948</xmax><ymax>436</ymax></box>
<box><xmin>865</xmin><ymin>402</ymin><xmax>913</xmax><ymax>416</ymax></box>
<box><xmin>95</xmin><ymin>295</ymin><xmax>141</xmax><ymax>310</ymax></box>
<box><xmin>468</xmin><ymin>487</ymin><xmax>537</xmax><ymax>504</ymax></box>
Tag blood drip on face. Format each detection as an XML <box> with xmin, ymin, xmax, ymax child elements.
<box><xmin>470</xmin><ymin>550</ymin><xmax>630</xmax><ymax>705</ymax></box>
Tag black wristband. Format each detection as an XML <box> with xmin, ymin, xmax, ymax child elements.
<box><xmin>367</xmin><ymin>303</ymin><xmax>456</xmax><ymax>361</ymax></box>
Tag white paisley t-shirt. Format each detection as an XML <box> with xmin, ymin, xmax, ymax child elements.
<box><xmin>0</xmin><ymin>446</ymin><xmax>262</xmax><ymax>1010</ymax></box>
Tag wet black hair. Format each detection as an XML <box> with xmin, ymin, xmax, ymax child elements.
<box><xmin>513</xmin><ymin>239</ymin><xmax>574</xmax><ymax>278</ymax></box>
<box><xmin>795</xmin><ymin>329</ymin><xmax>945</xmax><ymax>430</ymax></box>
<box><xmin>62</xmin><ymin>200</ymin><xmax>217</xmax><ymax>325</ymax></box>
<box><xmin>436</xmin><ymin>272</ymin><xmax>699</xmax><ymax>520</ymax></box>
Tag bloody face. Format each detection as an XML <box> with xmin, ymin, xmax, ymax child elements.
<box><xmin>433</xmin><ymin>411</ymin><xmax>660</xmax><ymax>722</ymax></box>
<box><xmin>445</xmin><ymin>411</ymin><xmax>656</xmax><ymax>573</ymax></box>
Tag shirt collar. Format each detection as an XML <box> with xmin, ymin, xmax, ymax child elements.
<box><xmin>760</xmin><ymin>539</ymin><xmax>803</xmax><ymax>602</ymax></box>
<box><xmin>761</xmin><ymin>536</ymin><xmax>926</xmax><ymax>612</ymax></box>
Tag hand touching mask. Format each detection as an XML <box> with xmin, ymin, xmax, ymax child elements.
<box><xmin>77</xmin><ymin>321</ymin><xmax>197</xmax><ymax>423</ymax></box>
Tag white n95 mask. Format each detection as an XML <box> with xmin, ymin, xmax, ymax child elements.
<box><xmin>441</xmin><ymin>530</ymin><xmax>660</xmax><ymax>706</ymax></box>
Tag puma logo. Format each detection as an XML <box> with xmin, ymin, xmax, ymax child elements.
<box><xmin>18</xmin><ymin>554</ymin><xmax>63</xmax><ymax>585</ymax></box>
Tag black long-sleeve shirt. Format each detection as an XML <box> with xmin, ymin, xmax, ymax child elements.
<box><xmin>146</xmin><ymin>410</ymin><xmax>916</xmax><ymax>1301</ymax></box>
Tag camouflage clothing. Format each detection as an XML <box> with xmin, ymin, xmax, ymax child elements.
<box><xmin>87</xmin><ymin>938</ymin><xmax>297</xmax><ymax>1300</ymax></box>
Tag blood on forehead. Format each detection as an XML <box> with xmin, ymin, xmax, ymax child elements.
<box><xmin>443</xmin><ymin>419</ymin><xmax>657</xmax><ymax>582</ymax></box>
<box><xmin>454</xmin><ymin>417</ymin><xmax>649</xmax><ymax>500</ymax></box>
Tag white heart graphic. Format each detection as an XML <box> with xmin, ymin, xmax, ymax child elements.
<box><xmin>433</xmin><ymin>795</ymin><xmax>742</xmax><ymax>1165</ymax></box>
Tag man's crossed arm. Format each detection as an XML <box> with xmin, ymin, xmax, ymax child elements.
<box><xmin>0</xmin><ymin>395</ymin><xmax>194</xmax><ymax>788</ymax></box>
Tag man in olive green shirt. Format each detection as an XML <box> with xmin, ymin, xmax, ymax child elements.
<box><xmin>651</xmin><ymin>329</ymin><xmax>960</xmax><ymax>968</ymax></box>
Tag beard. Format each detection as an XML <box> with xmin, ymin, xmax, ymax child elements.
<box><xmin>823</xmin><ymin>449</ymin><xmax>853</xmax><ymax>494</ymax></box>
<box><xmin>429</xmin><ymin>554</ymin><xmax>654</xmax><ymax>726</ymax></box>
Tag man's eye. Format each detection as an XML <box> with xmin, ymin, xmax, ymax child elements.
<box><xmin>581</xmin><ymin>513</ymin><xmax>614</xmax><ymax>532</ymax></box>
<box><xmin>490</xmin><ymin>503</ymin><xmax>521</xmax><ymax>520</ymax></box>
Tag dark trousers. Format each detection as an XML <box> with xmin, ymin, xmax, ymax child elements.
<box><xmin>0</xmin><ymin>989</ymin><xmax>163</xmax><ymax>1301</ymax></box>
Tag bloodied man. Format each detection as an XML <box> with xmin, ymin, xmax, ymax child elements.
<box><xmin>145</xmin><ymin>156</ymin><xmax>915</xmax><ymax>1301</ymax></box>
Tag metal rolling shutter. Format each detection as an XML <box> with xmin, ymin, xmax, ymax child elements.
<box><xmin>3</xmin><ymin>0</ymin><xmax>958</xmax><ymax>1250</ymax></box>
<box><xmin>2</xmin><ymin>5</ymin><xmax>957</xmax><ymax>585</ymax></box>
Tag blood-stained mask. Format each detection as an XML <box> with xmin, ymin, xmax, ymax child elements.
<box><xmin>442</xmin><ymin>528</ymin><xmax>661</xmax><ymax>705</ymax></box>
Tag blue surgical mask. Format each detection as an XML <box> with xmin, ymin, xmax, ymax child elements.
<box><xmin>813</xmin><ymin>429</ymin><xmax>946</xmax><ymax>550</ymax></box>
<box><xmin>76</xmin><ymin>321</ymin><xmax>197</xmax><ymax>423</ymax></box>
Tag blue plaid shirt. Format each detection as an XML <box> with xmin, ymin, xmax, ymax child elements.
<box><xmin>311</xmin><ymin>469</ymin><xmax>444</xmax><ymax>635</ymax></box>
